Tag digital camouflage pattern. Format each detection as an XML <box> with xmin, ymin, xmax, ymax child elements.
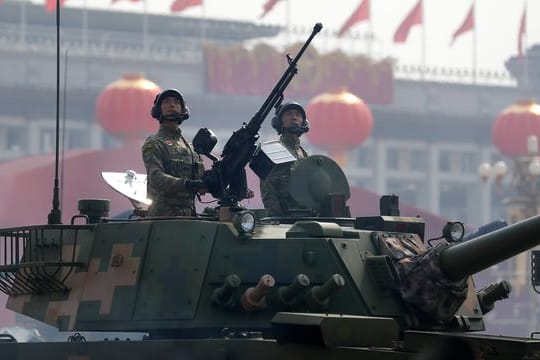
<box><xmin>374</xmin><ymin>232</ymin><xmax>468</xmax><ymax>323</ymax></box>
<box><xmin>142</xmin><ymin>125</ymin><xmax>204</xmax><ymax>216</ymax></box>
<box><xmin>260</xmin><ymin>133</ymin><xmax>308</xmax><ymax>216</ymax></box>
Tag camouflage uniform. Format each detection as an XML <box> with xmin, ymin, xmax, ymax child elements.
<box><xmin>260</xmin><ymin>133</ymin><xmax>308</xmax><ymax>216</ymax></box>
<box><xmin>142</xmin><ymin>125</ymin><xmax>204</xmax><ymax>216</ymax></box>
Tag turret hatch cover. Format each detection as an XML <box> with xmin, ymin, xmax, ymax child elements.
<box><xmin>101</xmin><ymin>170</ymin><xmax>151</xmax><ymax>206</ymax></box>
<box><xmin>289</xmin><ymin>155</ymin><xmax>350</xmax><ymax>212</ymax></box>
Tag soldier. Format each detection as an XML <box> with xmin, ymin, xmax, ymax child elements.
<box><xmin>260</xmin><ymin>102</ymin><xmax>309</xmax><ymax>216</ymax></box>
<box><xmin>142</xmin><ymin>89</ymin><xmax>206</xmax><ymax>217</ymax></box>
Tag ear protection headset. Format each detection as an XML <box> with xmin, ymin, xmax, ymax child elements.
<box><xmin>151</xmin><ymin>89</ymin><xmax>190</xmax><ymax>122</ymax></box>
<box><xmin>271</xmin><ymin>101</ymin><xmax>310</xmax><ymax>135</ymax></box>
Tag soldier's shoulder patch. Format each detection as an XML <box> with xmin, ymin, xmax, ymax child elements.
<box><xmin>142</xmin><ymin>143</ymin><xmax>155</xmax><ymax>154</ymax></box>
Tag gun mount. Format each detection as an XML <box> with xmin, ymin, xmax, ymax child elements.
<box><xmin>194</xmin><ymin>23</ymin><xmax>323</xmax><ymax>209</ymax></box>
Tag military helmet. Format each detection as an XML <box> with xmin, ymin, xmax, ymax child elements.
<box><xmin>271</xmin><ymin>102</ymin><xmax>309</xmax><ymax>135</ymax></box>
<box><xmin>150</xmin><ymin>89</ymin><xmax>190</xmax><ymax>121</ymax></box>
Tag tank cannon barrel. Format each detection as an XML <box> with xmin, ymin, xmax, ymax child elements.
<box><xmin>440</xmin><ymin>214</ymin><xmax>540</xmax><ymax>281</ymax></box>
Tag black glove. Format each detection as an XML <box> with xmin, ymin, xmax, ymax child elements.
<box><xmin>185</xmin><ymin>179</ymin><xmax>205</xmax><ymax>193</ymax></box>
<box><xmin>201</xmin><ymin>169</ymin><xmax>220</xmax><ymax>196</ymax></box>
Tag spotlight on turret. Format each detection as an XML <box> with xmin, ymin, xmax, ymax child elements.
<box><xmin>442</xmin><ymin>221</ymin><xmax>465</xmax><ymax>242</ymax></box>
<box><xmin>233</xmin><ymin>211</ymin><xmax>256</xmax><ymax>236</ymax></box>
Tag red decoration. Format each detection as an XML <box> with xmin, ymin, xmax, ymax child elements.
<box><xmin>45</xmin><ymin>0</ymin><xmax>66</xmax><ymax>12</ymax></box>
<box><xmin>338</xmin><ymin>0</ymin><xmax>370</xmax><ymax>37</ymax></box>
<box><xmin>393</xmin><ymin>0</ymin><xmax>423</xmax><ymax>43</ymax></box>
<box><xmin>518</xmin><ymin>6</ymin><xmax>527</xmax><ymax>57</ymax></box>
<box><xmin>306</xmin><ymin>88</ymin><xmax>373</xmax><ymax>165</ymax></box>
<box><xmin>96</xmin><ymin>73</ymin><xmax>161</xmax><ymax>142</ymax></box>
<box><xmin>492</xmin><ymin>99</ymin><xmax>540</xmax><ymax>157</ymax></box>
<box><xmin>260</xmin><ymin>0</ymin><xmax>282</xmax><ymax>18</ymax></box>
<box><xmin>204</xmin><ymin>43</ymin><xmax>394</xmax><ymax>105</ymax></box>
<box><xmin>450</xmin><ymin>3</ymin><xmax>474</xmax><ymax>45</ymax></box>
<box><xmin>170</xmin><ymin>0</ymin><xmax>202</xmax><ymax>13</ymax></box>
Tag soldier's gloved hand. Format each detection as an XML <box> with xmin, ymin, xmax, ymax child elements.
<box><xmin>201</xmin><ymin>169</ymin><xmax>219</xmax><ymax>196</ymax></box>
<box><xmin>185</xmin><ymin>179</ymin><xmax>205</xmax><ymax>193</ymax></box>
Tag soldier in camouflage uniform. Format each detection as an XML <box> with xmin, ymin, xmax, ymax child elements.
<box><xmin>142</xmin><ymin>89</ymin><xmax>206</xmax><ymax>217</ymax></box>
<box><xmin>260</xmin><ymin>102</ymin><xmax>309</xmax><ymax>216</ymax></box>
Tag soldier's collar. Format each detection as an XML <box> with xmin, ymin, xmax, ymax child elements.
<box><xmin>280</xmin><ymin>133</ymin><xmax>301</xmax><ymax>148</ymax></box>
<box><xmin>158</xmin><ymin>124</ymin><xmax>182</xmax><ymax>137</ymax></box>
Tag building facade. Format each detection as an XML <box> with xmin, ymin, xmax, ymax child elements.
<box><xmin>0</xmin><ymin>1</ymin><xmax>537</xmax><ymax>229</ymax></box>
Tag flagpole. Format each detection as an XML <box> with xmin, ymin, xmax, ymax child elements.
<box><xmin>523</xmin><ymin>1</ymin><xmax>528</xmax><ymax>89</ymax></box>
<box><xmin>142</xmin><ymin>0</ymin><xmax>148</xmax><ymax>54</ymax></box>
<box><xmin>367</xmin><ymin>1</ymin><xmax>373</xmax><ymax>57</ymax></box>
<box><xmin>20</xmin><ymin>0</ymin><xmax>27</xmax><ymax>48</ymax></box>
<box><xmin>82</xmin><ymin>0</ymin><xmax>88</xmax><ymax>53</ymax></box>
<box><xmin>286</xmin><ymin>0</ymin><xmax>291</xmax><ymax>45</ymax></box>
<box><xmin>200</xmin><ymin>0</ymin><xmax>207</xmax><ymax>45</ymax></box>
<box><xmin>472</xmin><ymin>0</ymin><xmax>477</xmax><ymax>84</ymax></box>
<box><xmin>420</xmin><ymin>0</ymin><xmax>425</xmax><ymax>80</ymax></box>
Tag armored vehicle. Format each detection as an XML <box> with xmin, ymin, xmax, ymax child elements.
<box><xmin>3</xmin><ymin>152</ymin><xmax>540</xmax><ymax>359</ymax></box>
<box><xmin>3</xmin><ymin>21</ymin><xmax>540</xmax><ymax>360</ymax></box>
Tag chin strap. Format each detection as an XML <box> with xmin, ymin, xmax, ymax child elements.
<box><xmin>283</xmin><ymin>123</ymin><xmax>309</xmax><ymax>136</ymax></box>
<box><xmin>161</xmin><ymin>112</ymin><xmax>187</xmax><ymax>124</ymax></box>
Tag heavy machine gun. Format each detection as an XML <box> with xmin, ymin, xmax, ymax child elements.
<box><xmin>193</xmin><ymin>23</ymin><xmax>323</xmax><ymax>207</ymax></box>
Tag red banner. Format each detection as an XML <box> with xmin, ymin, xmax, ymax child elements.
<box><xmin>393</xmin><ymin>0</ymin><xmax>422</xmax><ymax>43</ymax></box>
<box><xmin>450</xmin><ymin>4</ymin><xmax>474</xmax><ymax>45</ymax></box>
<box><xmin>518</xmin><ymin>7</ymin><xmax>526</xmax><ymax>57</ymax></box>
<box><xmin>338</xmin><ymin>0</ymin><xmax>370</xmax><ymax>37</ymax></box>
<box><xmin>204</xmin><ymin>43</ymin><xmax>393</xmax><ymax>105</ymax></box>
<box><xmin>170</xmin><ymin>0</ymin><xmax>203</xmax><ymax>13</ymax></box>
<box><xmin>260</xmin><ymin>0</ymin><xmax>282</xmax><ymax>18</ymax></box>
<box><xmin>45</xmin><ymin>0</ymin><xmax>65</xmax><ymax>12</ymax></box>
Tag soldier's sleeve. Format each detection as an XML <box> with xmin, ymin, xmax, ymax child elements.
<box><xmin>260</xmin><ymin>175</ymin><xmax>282</xmax><ymax>216</ymax></box>
<box><xmin>196</xmin><ymin>153</ymin><xmax>205</xmax><ymax>179</ymax></box>
<box><xmin>141</xmin><ymin>138</ymin><xmax>187</xmax><ymax>192</ymax></box>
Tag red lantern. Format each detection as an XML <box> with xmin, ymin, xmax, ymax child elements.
<box><xmin>96</xmin><ymin>73</ymin><xmax>162</xmax><ymax>142</ymax></box>
<box><xmin>305</xmin><ymin>88</ymin><xmax>373</xmax><ymax>165</ymax></box>
<box><xmin>492</xmin><ymin>99</ymin><xmax>540</xmax><ymax>157</ymax></box>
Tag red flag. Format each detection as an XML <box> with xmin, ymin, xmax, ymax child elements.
<box><xmin>170</xmin><ymin>0</ymin><xmax>203</xmax><ymax>13</ymax></box>
<box><xmin>450</xmin><ymin>4</ymin><xmax>474</xmax><ymax>45</ymax></box>
<box><xmin>45</xmin><ymin>0</ymin><xmax>66</xmax><ymax>12</ymax></box>
<box><xmin>518</xmin><ymin>6</ymin><xmax>526</xmax><ymax>56</ymax></box>
<box><xmin>111</xmin><ymin>0</ymin><xmax>141</xmax><ymax>3</ymax></box>
<box><xmin>260</xmin><ymin>0</ymin><xmax>282</xmax><ymax>19</ymax></box>
<box><xmin>337</xmin><ymin>0</ymin><xmax>370</xmax><ymax>37</ymax></box>
<box><xmin>393</xmin><ymin>0</ymin><xmax>423</xmax><ymax>43</ymax></box>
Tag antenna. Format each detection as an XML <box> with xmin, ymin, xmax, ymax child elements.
<box><xmin>60</xmin><ymin>49</ymin><xmax>68</xmax><ymax>211</ymax></box>
<box><xmin>47</xmin><ymin>0</ymin><xmax>62</xmax><ymax>224</ymax></box>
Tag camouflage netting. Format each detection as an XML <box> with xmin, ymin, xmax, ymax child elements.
<box><xmin>374</xmin><ymin>233</ymin><xmax>468</xmax><ymax>323</ymax></box>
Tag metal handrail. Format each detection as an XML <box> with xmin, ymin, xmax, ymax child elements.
<box><xmin>0</xmin><ymin>224</ymin><xmax>92</xmax><ymax>295</ymax></box>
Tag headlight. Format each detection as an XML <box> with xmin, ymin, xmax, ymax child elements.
<box><xmin>233</xmin><ymin>211</ymin><xmax>256</xmax><ymax>234</ymax></box>
<box><xmin>442</xmin><ymin>221</ymin><xmax>465</xmax><ymax>242</ymax></box>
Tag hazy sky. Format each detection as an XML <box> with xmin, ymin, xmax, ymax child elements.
<box><xmin>44</xmin><ymin>0</ymin><xmax>538</xmax><ymax>74</ymax></box>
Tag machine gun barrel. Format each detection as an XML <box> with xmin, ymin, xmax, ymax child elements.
<box><xmin>440</xmin><ymin>214</ymin><xmax>540</xmax><ymax>281</ymax></box>
<box><xmin>204</xmin><ymin>23</ymin><xmax>322</xmax><ymax>204</ymax></box>
<box><xmin>240</xmin><ymin>22</ymin><xmax>323</xmax><ymax>136</ymax></box>
<box><xmin>220</xmin><ymin>23</ymin><xmax>323</xmax><ymax>170</ymax></box>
